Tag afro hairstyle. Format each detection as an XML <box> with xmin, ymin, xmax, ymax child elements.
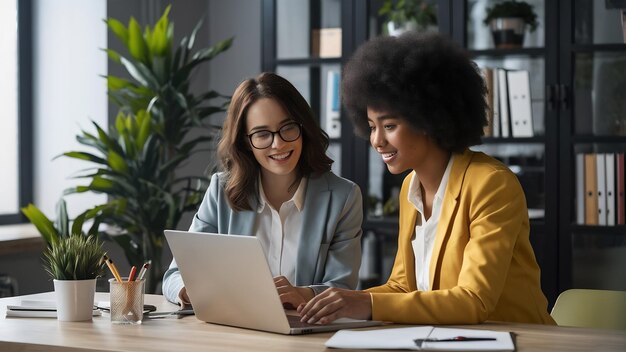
<box><xmin>341</xmin><ymin>32</ymin><xmax>488</xmax><ymax>153</ymax></box>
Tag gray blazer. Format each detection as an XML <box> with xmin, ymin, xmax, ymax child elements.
<box><xmin>162</xmin><ymin>171</ymin><xmax>363</xmax><ymax>304</ymax></box>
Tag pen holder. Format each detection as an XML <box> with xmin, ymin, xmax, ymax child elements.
<box><xmin>109</xmin><ymin>278</ymin><xmax>145</xmax><ymax>325</ymax></box>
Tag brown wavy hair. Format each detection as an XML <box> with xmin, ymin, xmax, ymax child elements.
<box><xmin>217</xmin><ymin>72</ymin><xmax>333</xmax><ymax>211</ymax></box>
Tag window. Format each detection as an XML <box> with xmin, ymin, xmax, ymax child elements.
<box><xmin>0</xmin><ymin>0</ymin><xmax>32</xmax><ymax>224</ymax></box>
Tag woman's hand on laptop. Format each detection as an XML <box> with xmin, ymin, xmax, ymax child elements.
<box><xmin>274</xmin><ymin>276</ymin><xmax>314</xmax><ymax>310</ymax></box>
<box><xmin>297</xmin><ymin>288</ymin><xmax>372</xmax><ymax>325</ymax></box>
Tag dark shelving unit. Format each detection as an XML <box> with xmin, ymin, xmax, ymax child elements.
<box><xmin>262</xmin><ymin>0</ymin><xmax>626</xmax><ymax>305</ymax></box>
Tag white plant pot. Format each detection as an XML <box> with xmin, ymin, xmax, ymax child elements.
<box><xmin>53</xmin><ymin>279</ymin><xmax>96</xmax><ymax>322</ymax></box>
<box><xmin>387</xmin><ymin>20</ymin><xmax>418</xmax><ymax>36</ymax></box>
<box><xmin>386</xmin><ymin>20</ymin><xmax>438</xmax><ymax>37</ymax></box>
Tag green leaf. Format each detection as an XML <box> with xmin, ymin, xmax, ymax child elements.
<box><xmin>102</xmin><ymin>48</ymin><xmax>122</xmax><ymax>63</ymax></box>
<box><xmin>173</xmin><ymin>38</ymin><xmax>233</xmax><ymax>86</ymax></box>
<box><xmin>93</xmin><ymin>121</ymin><xmax>118</xmax><ymax>152</ymax></box>
<box><xmin>191</xmin><ymin>37</ymin><xmax>233</xmax><ymax>61</ymax></box>
<box><xmin>174</xmin><ymin>92</ymin><xmax>189</xmax><ymax>109</ymax></box>
<box><xmin>21</xmin><ymin>204</ymin><xmax>59</xmax><ymax>247</ymax></box>
<box><xmin>108</xmin><ymin>151</ymin><xmax>128</xmax><ymax>173</ymax></box>
<box><xmin>152</xmin><ymin>56</ymin><xmax>168</xmax><ymax>84</ymax></box>
<box><xmin>71</xmin><ymin>203</ymin><xmax>109</xmax><ymax>237</ymax></box>
<box><xmin>120</xmin><ymin>56</ymin><xmax>160</xmax><ymax>90</ymax></box>
<box><xmin>136</xmin><ymin>110</ymin><xmax>152</xmax><ymax>150</ymax></box>
<box><xmin>55</xmin><ymin>199</ymin><xmax>70</xmax><ymax>238</ymax></box>
<box><xmin>166</xmin><ymin>22</ymin><xmax>174</xmax><ymax>55</ymax></box>
<box><xmin>114</xmin><ymin>112</ymin><xmax>125</xmax><ymax>134</ymax></box>
<box><xmin>106</xmin><ymin>18</ymin><xmax>129</xmax><ymax>46</ymax></box>
<box><xmin>90</xmin><ymin>176</ymin><xmax>115</xmax><ymax>191</ymax></box>
<box><xmin>128</xmin><ymin>17</ymin><xmax>149</xmax><ymax>64</ymax></box>
<box><xmin>172</xmin><ymin>39</ymin><xmax>185</xmax><ymax>71</ymax></box>
<box><xmin>107</xmin><ymin>76</ymin><xmax>134</xmax><ymax>91</ymax></box>
<box><xmin>64</xmin><ymin>185</ymin><xmax>91</xmax><ymax>195</ymax></box>
<box><xmin>187</xmin><ymin>18</ymin><xmax>204</xmax><ymax>51</ymax></box>
<box><xmin>152</xmin><ymin>5</ymin><xmax>172</xmax><ymax>57</ymax></box>
<box><xmin>61</xmin><ymin>151</ymin><xmax>108</xmax><ymax>165</ymax></box>
<box><xmin>144</xmin><ymin>25</ymin><xmax>153</xmax><ymax>56</ymax></box>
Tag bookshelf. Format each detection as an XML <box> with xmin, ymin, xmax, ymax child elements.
<box><xmin>262</xmin><ymin>0</ymin><xmax>626</xmax><ymax>305</ymax></box>
<box><xmin>558</xmin><ymin>0</ymin><xmax>626</xmax><ymax>295</ymax></box>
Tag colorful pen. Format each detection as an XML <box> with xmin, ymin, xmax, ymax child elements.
<box><xmin>415</xmin><ymin>336</ymin><xmax>497</xmax><ymax>343</ymax></box>
<box><xmin>137</xmin><ymin>261</ymin><xmax>151</xmax><ymax>281</ymax></box>
<box><xmin>127</xmin><ymin>266</ymin><xmax>137</xmax><ymax>282</ymax></box>
<box><xmin>103</xmin><ymin>255</ymin><xmax>122</xmax><ymax>282</ymax></box>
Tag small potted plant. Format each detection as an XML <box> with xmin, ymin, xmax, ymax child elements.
<box><xmin>379</xmin><ymin>0</ymin><xmax>437</xmax><ymax>36</ymax></box>
<box><xmin>22</xmin><ymin>201</ymin><xmax>106</xmax><ymax>321</ymax></box>
<box><xmin>44</xmin><ymin>235</ymin><xmax>106</xmax><ymax>321</ymax></box>
<box><xmin>483</xmin><ymin>0</ymin><xmax>538</xmax><ymax>48</ymax></box>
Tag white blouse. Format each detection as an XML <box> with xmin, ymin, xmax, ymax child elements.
<box><xmin>408</xmin><ymin>156</ymin><xmax>454</xmax><ymax>291</ymax></box>
<box><xmin>254</xmin><ymin>178</ymin><xmax>307</xmax><ymax>284</ymax></box>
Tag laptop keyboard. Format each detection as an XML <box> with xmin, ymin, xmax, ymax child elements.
<box><xmin>287</xmin><ymin>314</ymin><xmax>319</xmax><ymax>328</ymax></box>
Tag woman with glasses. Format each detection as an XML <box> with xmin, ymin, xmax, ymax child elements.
<box><xmin>163</xmin><ymin>72</ymin><xmax>363</xmax><ymax>308</ymax></box>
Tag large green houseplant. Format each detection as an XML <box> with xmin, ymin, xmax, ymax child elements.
<box><xmin>53</xmin><ymin>6</ymin><xmax>231</xmax><ymax>293</ymax></box>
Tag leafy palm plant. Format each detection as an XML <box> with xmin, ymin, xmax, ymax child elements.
<box><xmin>56</xmin><ymin>5</ymin><xmax>232</xmax><ymax>293</ymax></box>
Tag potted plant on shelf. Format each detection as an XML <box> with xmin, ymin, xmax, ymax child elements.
<box><xmin>379</xmin><ymin>0</ymin><xmax>437</xmax><ymax>36</ymax></box>
<box><xmin>22</xmin><ymin>200</ymin><xmax>106</xmax><ymax>322</ymax></box>
<box><xmin>483</xmin><ymin>0</ymin><xmax>538</xmax><ymax>48</ymax></box>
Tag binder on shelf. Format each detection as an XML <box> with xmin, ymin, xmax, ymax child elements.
<box><xmin>618</xmin><ymin>153</ymin><xmax>625</xmax><ymax>225</ymax></box>
<box><xmin>482</xmin><ymin>68</ymin><xmax>494</xmax><ymax>137</ymax></box>
<box><xmin>605</xmin><ymin>153</ymin><xmax>616</xmax><ymax>226</ymax></box>
<box><xmin>492</xmin><ymin>68</ymin><xmax>500</xmax><ymax>137</ymax></box>
<box><xmin>311</xmin><ymin>28</ymin><xmax>342</xmax><ymax>58</ymax></box>
<box><xmin>507</xmin><ymin>70</ymin><xmax>534</xmax><ymax>137</ymax></box>
<box><xmin>596</xmin><ymin>153</ymin><xmax>607</xmax><ymax>226</ymax></box>
<box><xmin>584</xmin><ymin>153</ymin><xmax>598</xmax><ymax>225</ymax></box>
<box><xmin>497</xmin><ymin>68</ymin><xmax>510</xmax><ymax>138</ymax></box>
<box><xmin>325</xmin><ymin>70</ymin><xmax>341</xmax><ymax>138</ymax></box>
<box><xmin>576</xmin><ymin>154</ymin><xmax>585</xmax><ymax>225</ymax></box>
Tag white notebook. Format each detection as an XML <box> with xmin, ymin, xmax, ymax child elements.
<box><xmin>5</xmin><ymin>300</ymin><xmax>101</xmax><ymax>318</ymax></box>
<box><xmin>325</xmin><ymin>326</ymin><xmax>515</xmax><ymax>351</ymax></box>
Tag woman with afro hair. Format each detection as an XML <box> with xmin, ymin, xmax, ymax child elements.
<box><xmin>291</xmin><ymin>32</ymin><xmax>555</xmax><ymax>325</ymax></box>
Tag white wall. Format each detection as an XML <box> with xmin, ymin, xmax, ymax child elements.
<box><xmin>0</xmin><ymin>1</ymin><xmax>19</xmax><ymax>214</ymax></box>
<box><xmin>33</xmin><ymin>0</ymin><xmax>108</xmax><ymax>217</ymax></box>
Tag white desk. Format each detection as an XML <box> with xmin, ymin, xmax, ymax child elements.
<box><xmin>1</xmin><ymin>292</ymin><xmax>625</xmax><ymax>351</ymax></box>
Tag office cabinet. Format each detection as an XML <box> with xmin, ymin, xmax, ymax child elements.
<box><xmin>262</xmin><ymin>0</ymin><xmax>626</xmax><ymax>305</ymax></box>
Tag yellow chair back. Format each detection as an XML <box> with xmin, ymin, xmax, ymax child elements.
<box><xmin>551</xmin><ymin>289</ymin><xmax>626</xmax><ymax>330</ymax></box>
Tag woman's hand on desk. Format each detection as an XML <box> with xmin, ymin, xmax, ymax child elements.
<box><xmin>178</xmin><ymin>287</ymin><xmax>192</xmax><ymax>309</ymax></box>
<box><xmin>274</xmin><ymin>276</ymin><xmax>314</xmax><ymax>309</ymax></box>
<box><xmin>297</xmin><ymin>288</ymin><xmax>372</xmax><ymax>325</ymax></box>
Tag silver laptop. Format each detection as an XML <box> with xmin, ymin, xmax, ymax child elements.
<box><xmin>164</xmin><ymin>230</ymin><xmax>382</xmax><ymax>334</ymax></box>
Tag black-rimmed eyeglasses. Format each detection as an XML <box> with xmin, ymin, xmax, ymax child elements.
<box><xmin>247</xmin><ymin>122</ymin><xmax>302</xmax><ymax>149</ymax></box>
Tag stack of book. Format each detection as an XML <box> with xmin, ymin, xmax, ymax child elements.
<box><xmin>5</xmin><ymin>300</ymin><xmax>101</xmax><ymax>318</ymax></box>
<box><xmin>481</xmin><ymin>67</ymin><xmax>534</xmax><ymax>138</ymax></box>
<box><xmin>576</xmin><ymin>153</ymin><xmax>626</xmax><ymax>225</ymax></box>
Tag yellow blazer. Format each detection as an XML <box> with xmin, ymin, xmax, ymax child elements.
<box><xmin>367</xmin><ymin>149</ymin><xmax>555</xmax><ymax>325</ymax></box>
